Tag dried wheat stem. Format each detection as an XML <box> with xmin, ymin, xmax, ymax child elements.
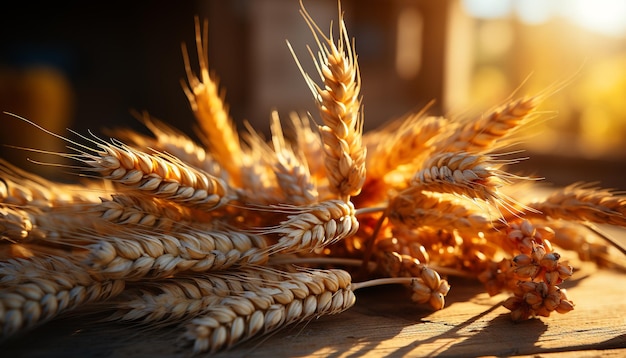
<box><xmin>437</xmin><ymin>95</ymin><xmax>540</xmax><ymax>153</ymax></box>
<box><xmin>182</xmin><ymin>268</ymin><xmax>355</xmax><ymax>353</ymax></box>
<box><xmin>86</xmin><ymin>229</ymin><xmax>269</xmax><ymax>280</ymax></box>
<box><xmin>266</xmin><ymin>200</ymin><xmax>359</xmax><ymax>254</ymax></box>
<box><xmin>181</xmin><ymin>17</ymin><xmax>243</xmax><ymax>184</ymax></box>
<box><xmin>353</xmin><ymin>261</ymin><xmax>450</xmax><ymax>310</ymax></box>
<box><xmin>526</xmin><ymin>183</ymin><xmax>626</xmax><ymax>227</ymax></box>
<box><xmin>0</xmin><ymin>256</ymin><xmax>125</xmax><ymax>339</ymax></box>
<box><xmin>290</xmin><ymin>1</ymin><xmax>366</xmax><ymax>201</ymax></box>
<box><xmin>81</xmin><ymin>140</ymin><xmax>229</xmax><ymax>211</ymax></box>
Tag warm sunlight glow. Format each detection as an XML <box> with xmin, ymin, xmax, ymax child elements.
<box><xmin>567</xmin><ymin>0</ymin><xmax>626</xmax><ymax>37</ymax></box>
<box><xmin>463</xmin><ymin>0</ymin><xmax>626</xmax><ymax>37</ymax></box>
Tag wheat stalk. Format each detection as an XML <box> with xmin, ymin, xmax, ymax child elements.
<box><xmin>181</xmin><ymin>17</ymin><xmax>244</xmax><ymax>185</ymax></box>
<box><xmin>289</xmin><ymin>1</ymin><xmax>366</xmax><ymax>201</ymax></box>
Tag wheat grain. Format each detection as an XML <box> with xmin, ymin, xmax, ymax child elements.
<box><xmin>0</xmin><ymin>206</ymin><xmax>37</xmax><ymax>242</ymax></box>
<box><xmin>503</xmin><ymin>281</ymin><xmax>574</xmax><ymax>321</ymax></box>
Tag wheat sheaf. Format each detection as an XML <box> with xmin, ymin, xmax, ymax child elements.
<box><xmin>1</xmin><ymin>1</ymin><xmax>625</xmax><ymax>355</ymax></box>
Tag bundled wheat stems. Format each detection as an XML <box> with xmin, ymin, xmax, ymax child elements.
<box><xmin>1</xmin><ymin>1</ymin><xmax>625</xmax><ymax>355</ymax></box>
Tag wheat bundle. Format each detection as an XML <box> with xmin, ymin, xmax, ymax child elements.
<box><xmin>1</xmin><ymin>0</ymin><xmax>625</xmax><ymax>355</ymax></box>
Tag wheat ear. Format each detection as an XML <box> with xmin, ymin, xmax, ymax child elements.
<box><xmin>0</xmin><ymin>160</ymin><xmax>104</xmax><ymax>207</ymax></box>
<box><xmin>181</xmin><ymin>17</ymin><xmax>243</xmax><ymax>185</ymax></box>
<box><xmin>410</xmin><ymin>152</ymin><xmax>530</xmax><ymax>213</ymax></box>
<box><xmin>265</xmin><ymin>200</ymin><xmax>359</xmax><ymax>254</ymax></box>
<box><xmin>387</xmin><ymin>189</ymin><xmax>493</xmax><ymax>234</ymax></box>
<box><xmin>86</xmin><ymin>229</ymin><xmax>269</xmax><ymax>280</ymax></box>
<box><xmin>2</xmin><ymin>206</ymin><xmax>106</xmax><ymax>243</ymax></box>
<box><xmin>289</xmin><ymin>1</ymin><xmax>366</xmax><ymax>201</ymax></box>
<box><xmin>269</xmin><ymin>111</ymin><xmax>319</xmax><ymax>205</ymax></box>
<box><xmin>105</xmin><ymin>266</ymin><xmax>307</xmax><ymax>324</ymax></box>
<box><xmin>78</xmin><ymin>138</ymin><xmax>230</xmax><ymax>211</ymax></box>
<box><xmin>0</xmin><ymin>256</ymin><xmax>125</xmax><ymax>339</ymax></box>
<box><xmin>182</xmin><ymin>267</ymin><xmax>355</xmax><ymax>353</ymax></box>
<box><xmin>436</xmin><ymin>95</ymin><xmax>540</xmax><ymax>153</ymax></box>
<box><xmin>526</xmin><ymin>183</ymin><xmax>626</xmax><ymax>227</ymax></box>
<box><xmin>103</xmin><ymin>277</ymin><xmax>227</xmax><ymax>324</ymax></box>
<box><xmin>109</xmin><ymin>112</ymin><xmax>224</xmax><ymax>178</ymax></box>
<box><xmin>94</xmin><ymin>194</ymin><xmax>203</xmax><ymax>230</ymax></box>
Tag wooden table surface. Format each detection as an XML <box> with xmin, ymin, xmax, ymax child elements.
<box><xmin>3</xmin><ymin>239</ymin><xmax>626</xmax><ymax>357</ymax></box>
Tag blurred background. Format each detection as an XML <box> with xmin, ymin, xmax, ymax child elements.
<box><xmin>1</xmin><ymin>0</ymin><xmax>625</xmax><ymax>188</ymax></box>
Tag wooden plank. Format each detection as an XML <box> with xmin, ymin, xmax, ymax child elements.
<box><xmin>3</xmin><ymin>261</ymin><xmax>625</xmax><ymax>357</ymax></box>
